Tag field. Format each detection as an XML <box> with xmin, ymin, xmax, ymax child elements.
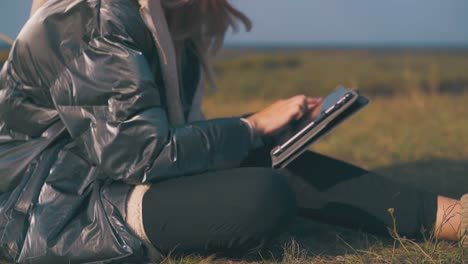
<box><xmin>209</xmin><ymin>48</ymin><xmax>468</xmax><ymax>101</ymax></box>
<box><xmin>2</xmin><ymin>47</ymin><xmax>468</xmax><ymax>262</ymax></box>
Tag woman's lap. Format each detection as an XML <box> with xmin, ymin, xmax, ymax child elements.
<box><xmin>141</xmin><ymin>148</ymin><xmax>438</xmax><ymax>256</ymax></box>
<box><xmin>142</xmin><ymin>167</ymin><xmax>296</xmax><ymax>256</ymax></box>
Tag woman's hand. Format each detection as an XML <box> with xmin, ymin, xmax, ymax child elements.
<box><xmin>246</xmin><ymin>95</ymin><xmax>323</xmax><ymax>136</ymax></box>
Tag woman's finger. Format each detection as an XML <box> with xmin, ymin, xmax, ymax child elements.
<box><xmin>307</xmin><ymin>100</ymin><xmax>323</xmax><ymax>110</ymax></box>
<box><xmin>310</xmin><ymin>103</ymin><xmax>323</xmax><ymax>119</ymax></box>
<box><xmin>307</xmin><ymin>101</ymin><xmax>318</xmax><ymax>109</ymax></box>
<box><xmin>292</xmin><ymin>104</ymin><xmax>306</xmax><ymax>120</ymax></box>
<box><xmin>302</xmin><ymin>98</ymin><xmax>309</xmax><ymax>113</ymax></box>
<box><xmin>286</xmin><ymin>96</ymin><xmax>308</xmax><ymax>112</ymax></box>
<box><xmin>307</xmin><ymin>97</ymin><xmax>323</xmax><ymax>105</ymax></box>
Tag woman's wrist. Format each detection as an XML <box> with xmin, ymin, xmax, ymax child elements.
<box><xmin>240</xmin><ymin>118</ymin><xmax>257</xmax><ymax>140</ymax></box>
<box><xmin>240</xmin><ymin>118</ymin><xmax>263</xmax><ymax>148</ymax></box>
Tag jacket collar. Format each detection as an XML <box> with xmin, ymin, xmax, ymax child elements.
<box><xmin>138</xmin><ymin>0</ymin><xmax>186</xmax><ymax>125</ymax></box>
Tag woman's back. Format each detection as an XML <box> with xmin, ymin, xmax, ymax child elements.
<box><xmin>0</xmin><ymin>1</ymin><xmax>155</xmax><ymax>262</ymax></box>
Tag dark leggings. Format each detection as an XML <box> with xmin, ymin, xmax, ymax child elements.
<box><xmin>142</xmin><ymin>148</ymin><xmax>438</xmax><ymax>256</ymax></box>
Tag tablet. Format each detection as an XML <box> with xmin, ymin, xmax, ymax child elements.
<box><xmin>270</xmin><ymin>87</ymin><xmax>369</xmax><ymax>169</ymax></box>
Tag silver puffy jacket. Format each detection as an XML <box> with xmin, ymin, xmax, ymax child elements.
<box><xmin>0</xmin><ymin>0</ymin><xmax>253</xmax><ymax>262</ymax></box>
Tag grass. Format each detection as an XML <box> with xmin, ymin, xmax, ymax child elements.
<box><xmin>211</xmin><ymin>49</ymin><xmax>468</xmax><ymax>102</ymax></box>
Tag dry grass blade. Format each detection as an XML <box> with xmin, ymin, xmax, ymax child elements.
<box><xmin>0</xmin><ymin>33</ymin><xmax>13</xmax><ymax>45</ymax></box>
<box><xmin>388</xmin><ymin>208</ymin><xmax>436</xmax><ymax>263</ymax></box>
<box><xmin>281</xmin><ymin>239</ymin><xmax>308</xmax><ymax>264</ymax></box>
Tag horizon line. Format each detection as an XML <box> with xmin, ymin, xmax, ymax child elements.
<box><xmin>2</xmin><ymin>42</ymin><xmax>468</xmax><ymax>50</ymax></box>
<box><xmin>224</xmin><ymin>41</ymin><xmax>468</xmax><ymax>50</ymax></box>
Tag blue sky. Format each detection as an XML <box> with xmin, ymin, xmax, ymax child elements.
<box><xmin>1</xmin><ymin>0</ymin><xmax>468</xmax><ymax>46</ymax></box>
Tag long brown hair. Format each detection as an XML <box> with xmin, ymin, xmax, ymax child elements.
<box><xmin>163</xmin><ymin>0</ymin><xmax>251</xmax><ymax>54</ymax></box>
<box><xmin>163</xmin><ymin>0</ymin><xmax>251</xmax><ymax>89</ymax></box>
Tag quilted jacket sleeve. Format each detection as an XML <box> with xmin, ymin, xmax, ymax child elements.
<box><xmin>50</xmin><ymin>34</ymin><xmax>254</xmax><ymax>184</ymax></box>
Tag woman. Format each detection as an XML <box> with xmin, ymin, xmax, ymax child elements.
<box><xmin>0</xmin><ymin>0</ymin><xmax>466</xmax><ymax>263</ymax></box>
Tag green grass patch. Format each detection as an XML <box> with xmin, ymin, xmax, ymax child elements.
<box><xmin>211</xmin><ymin>49</ymin><xmax>468</xmax><ymax>102</ymax></box>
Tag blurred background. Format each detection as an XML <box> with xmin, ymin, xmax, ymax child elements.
<box><xmin>1</xmin><ymin>0</ymin><xmax>468</xmax><ymax>171</ymax></box>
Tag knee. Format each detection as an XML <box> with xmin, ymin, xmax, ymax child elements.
<box><xmin>253</xmin><ymin>168</ymin><xmax>295</xmax><ymax>204</ymax></box>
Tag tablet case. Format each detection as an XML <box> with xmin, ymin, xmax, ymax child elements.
<box><xmin>271</xmin><ymin>87</ymin><xmax>370</xmax><ymax>169</ymax></box>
